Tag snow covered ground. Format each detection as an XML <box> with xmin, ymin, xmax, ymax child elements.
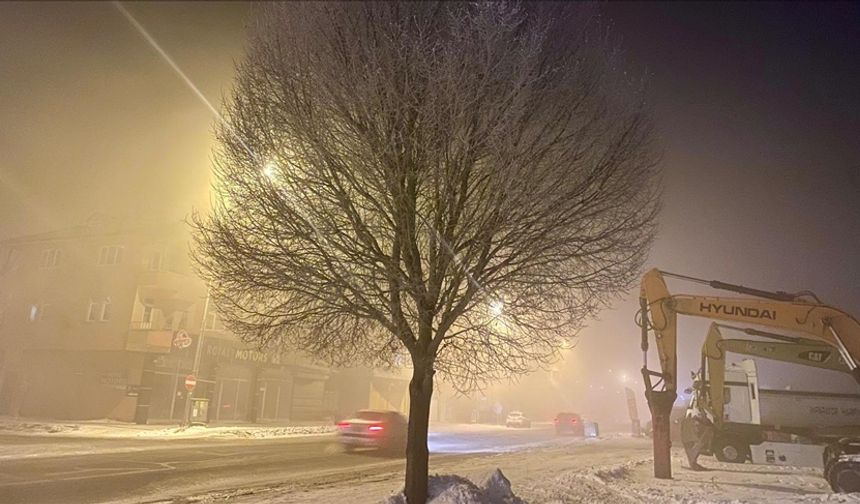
<box><xmin>0</xmin><ymin>416</ymin><xmax>336</xmax><ymax>440</ymax></box>
<box><xmin>184</xmin><ymin>437</ymin><xmax>860</xmax><ymax>504</ymax></box>
<box><xmin>135</xmin><ymin>424</ymin><xmax>336</xmax><ymax>439</ymax></box>
<box><xmin>3</xmin><ymin>419</ymin><xmax>856</xmax><ymax>503</ymax></box>
<box><xmin>0</xmin><ymin>416</ymin><xmax>337</xmax><ymax>461</ymax></box>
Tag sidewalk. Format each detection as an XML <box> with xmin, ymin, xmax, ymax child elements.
<box><xmin>0</xmin><ymin>415</ymin><xmax>336</xmax><ymax>440</ymax></box>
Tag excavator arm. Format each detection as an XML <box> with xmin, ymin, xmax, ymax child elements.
<box><xmin>701</xmin><ymin>322</ymin><xmax>850</xmax><ymax>427</ymax></box>
<box><xmin>639</xmin><ymin>268</ymin><xmax>860</xmax><ymax>478</ymax></box>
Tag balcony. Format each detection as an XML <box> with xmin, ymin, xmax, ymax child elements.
<box><xmin>127</xmin><ymin>322</ymin><xmax>175</xmax><ymax>354</ymax></box>
<box><xmin>136</xmin><ymin>269</ymin><xmax>203</xmax><ymax>314</ymax></box>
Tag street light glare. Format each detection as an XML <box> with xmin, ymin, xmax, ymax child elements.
<box><xmin>489</xmin><ymin>299</ymin><xmax>504</xmax><ymax>317</ymax></box>
<box><xmin>263</xmin><ymin>161</ymin><xmax>278</xmax><ymax>181</ymax></box>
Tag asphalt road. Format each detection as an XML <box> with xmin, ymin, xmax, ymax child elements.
<box><xmin>0</xmin><ymin>424</ymin><xmax>567</xmax><ymax>504</ymax></box>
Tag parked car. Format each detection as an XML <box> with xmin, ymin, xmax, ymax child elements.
<box><xmin>505</xmin><ymin>410</ymin><xmax>532</xmax><ymax>428</ymax></box>
<box><xmin>554</xmin><ymin>412</ymin><xmax>585</xmax><ymax>436</ymax></box>
<box><xmin>337</xmin><ymin>410</ymin><xmax>408</xmax><ymax>455</ymax></box>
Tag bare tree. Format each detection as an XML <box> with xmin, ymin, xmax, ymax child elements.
<box><xmin>192</xmin><ymin>2</ymin><xmax>659</xmax><ymax>502</ymax></box>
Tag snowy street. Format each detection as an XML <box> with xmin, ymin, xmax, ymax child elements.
<box><xmin>0</xmin><ymin>422</ymin><xmax>570</xmax><ymax>503</ymax></box>
<box><xmin>1</xmin><ymin>421</ymin><xmax>851</xmax><ymax>504</ymax></box>
<box><xmin>177</xmin><ymin>437</ymin><xmax>857</xmax><ymax>504</ymax></box>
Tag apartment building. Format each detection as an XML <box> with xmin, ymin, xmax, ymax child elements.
<box><xmin>0</xmin><ymin>216</ymin><xmax>409</xmax><ymax>423</ymax></box>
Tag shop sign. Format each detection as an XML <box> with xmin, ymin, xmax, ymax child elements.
<box><xmin>126</xmin><ymin>384</ymin><xmax>149</xmax><ymax>397</ymax></box>
<box><xmin>205</xmin><ymin>342</ymin><xmax>283</xmax><ymax>366</ymax></box>
<box><xmin>173</xmin><ymin>330</ymin><xmax>193</xmax><ymax>349</ymax></box>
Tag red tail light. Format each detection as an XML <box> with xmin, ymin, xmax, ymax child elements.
<box><xmin>337</xmin><ymin>421</ymin><xmax>350</xmax><ymax>429</ymax></box>
<box><xmin>368</xmin><ymin>423</ymin><xmax>384</xmax><ymax>432</ymax></box>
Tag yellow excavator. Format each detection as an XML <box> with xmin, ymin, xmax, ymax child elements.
<box><xmin>692</xmin><ymin>322</ymin><xmax>855</xmax><ymax>464</ymax></box>
<box><xmin>638</xmin><ymin>268</ymin><xmax>860</xmax><ymax>491</ymax></box>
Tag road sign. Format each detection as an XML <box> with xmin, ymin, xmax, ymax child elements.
<box><xmin>173</xmin><ymin>330</ymin><xmax>193</xmax><ymax>349</ymax></box>
<box><xmin>185</xmin><ymin>374</ymin><xmax>197</xmax><ymax>392</ymax></box>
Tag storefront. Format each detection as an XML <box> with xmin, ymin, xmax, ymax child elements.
<box><xmin>150</xmin><ymin>337</ymin><xmax>334</xmax><ymax>424</ymax></box>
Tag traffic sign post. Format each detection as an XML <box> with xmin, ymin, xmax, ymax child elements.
<box><xmin>183</xmin><ymin>291</ymin><xmax>210</xmax><ymax>426</ymax></box>
<box><xmin>184</xmin><ymin>374</ymin><xmax>197</xmax><ymax>392</ymax></box>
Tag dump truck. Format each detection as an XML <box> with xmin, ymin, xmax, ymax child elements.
<box><xmin>690</xmin><ymin>358</ymin><xmax>860</xmax><ymax>466</ymax></box>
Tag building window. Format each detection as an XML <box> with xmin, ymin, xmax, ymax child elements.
<box><xmin>87</xmin><ymin>298</ymin><xmax>111</xmax><ymax>322</ymax></box>
<box><xmin>101</xmin><ymin>297</ymin><xmax>112</xmax><ymax>321</ymax></box>
<box><xmin>98</xmin><ymin>246</ymin><xmax>124</xmax><ymax>265</ymax></box>
<box><xmin>40</xmin><ymin>249</ymin><xmax>61</xmax><ymax>268</ymax></box>
<box><xmin>28</xmin><ymin>303</ymin><xmax>50</xmax><ymax>322</ymax></box>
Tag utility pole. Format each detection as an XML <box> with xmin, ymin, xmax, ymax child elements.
<box><xmin>183</xmin><ymin>291</ymin><xmax>210</xmax><ymax>426</ymax></box>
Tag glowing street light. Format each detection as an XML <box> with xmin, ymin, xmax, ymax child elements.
<box><xmin>489</xmin><ymin>299</ymin><xmax>504</xmax><ymax>317</ymax></box>
<box><xmin>263</xmin><ymin>161</ymin><xmax>278</xmax><ymax>181</ymax></box>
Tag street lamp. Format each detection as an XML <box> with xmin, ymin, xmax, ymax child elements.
<box><xmin>263</xmin><ymin>161</ymin><xmax>278</xmax><ymax>181</ymax></box>
<box><xmin>489</xmin><ymin>299</ymin><xmax>504</xmax><ymax>318</ymax></box>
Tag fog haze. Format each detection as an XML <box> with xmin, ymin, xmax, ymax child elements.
<box><xmin>2</xmin><ymin>1</ymin><xmax>860</xmax><ymax>426</ymax></box>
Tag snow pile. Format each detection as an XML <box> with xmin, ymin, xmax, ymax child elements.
<box><xmin>525</xmin><ymin>457</ymin><xmax>656</xmax><ymax>504</ymax></box>
<box><xmin>135</xmin><ymin>424</ymin><xmax>336</xmax><ymax>439</ymax></box>
<box><xmin>592</xmin><ymin>463</ymin><xmax>632</xmax><ymax>482</ymax></box>
<box><xmin>383</xmin><ymin>469</ymin><xmax>525</xmax><ymax>504</ymax></box>
<box><xmin>0</xmin><ymin>416</ymin><xmax>336</xmax><ymax>439</ymax></box>
<box><xmin>483</xmin><ymin>469</ymin><xmax>522</xmax><ymax>503</ymax></box>
<box><xmin>528</xmin><ymin>452</ymin><xmax>851</xmax><ymax>504</ymax></box>
<box><xmin>795</xmin><ymin>495</ymin><xmax>860</xmax><ymax>502</ymax></box>
<box><xmin>0</xmin><ymin>421</ymin><xmax>80</xmax><ymax>435</ymax></box>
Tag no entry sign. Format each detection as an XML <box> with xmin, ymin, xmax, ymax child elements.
<box><xmin>185</xmin><ymin>374</ymin><xmax>197</xmax><ymax>392</ymax></box>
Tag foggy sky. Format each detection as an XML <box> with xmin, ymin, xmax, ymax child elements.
<box><xmin>2</xmin><ymin>2</ymin><xmax>859</xmax><ymax>422</ymax></box>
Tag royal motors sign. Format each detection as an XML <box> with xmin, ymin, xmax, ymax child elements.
<box><xmin>204</xmin><ymin>341</ymin><xmax>283</xmax><ymax>366</ymax></box>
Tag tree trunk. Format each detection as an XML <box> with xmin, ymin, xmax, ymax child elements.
<box><xmin>404</xmin><ymin>363</ymin><xmax>434</xmax><ymax>504</ymax></box>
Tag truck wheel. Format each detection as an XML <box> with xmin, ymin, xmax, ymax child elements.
<box><xmin>827</xmin><ymin>461</ymin><xmax>860</xmax><ymax>493</ymax></box>
<box><xmin>713</xmin><ymin>438</ymin><xmax>749</xmax><ymax>464</ymax></box>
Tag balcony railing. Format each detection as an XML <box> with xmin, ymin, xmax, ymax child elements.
<box><xmin>127</xmin><ymin>323</ymin><xmax>173</xmax><ymax>353</ymax></box>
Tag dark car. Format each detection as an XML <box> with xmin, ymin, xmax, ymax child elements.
<box><xmin>337</xmin><ymin>410</ymin><xmax>408</xmax><ymax>454</ymax></box>
<box><xmin>554</xmin><ymin>412</ymin><xmax>585</xmax><ymax>436</ymax></box>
